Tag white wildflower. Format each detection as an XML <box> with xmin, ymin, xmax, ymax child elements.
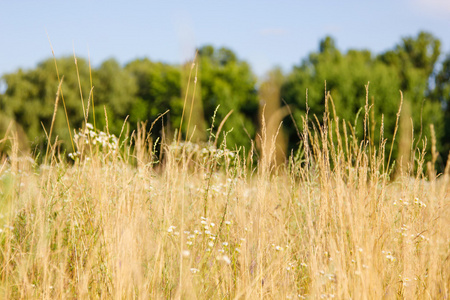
<box><xmin>222</xmin><ymin>255</ymin><xmax>231</xmax><ymax>264</ymax></box>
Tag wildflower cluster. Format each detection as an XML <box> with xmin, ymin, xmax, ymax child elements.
<box><xmin>393</xmin><ymin>197</ymin><xmax>426</xmax><ymax>208</ymax></box>
<box><xmin>413</xmin><ymin>197</ymin><xmax>427</xmax><ymax>208</ymax></box>
<box><xmin>168</xmin><ymin>141</ymin><xmax>237</xmax><ymax>165</ymax></box>
<box><xmin>68</xmin><ymin>123</ymin><xmax>118</xmax><ymax>160</ymax></box>
<box><xmin>382</xmin><ymin>250</ymin><xmax>396</xmax><ymax>262</ymax></box>
<box><xmin>167</xmin><ymin>216</ymin><xmax>244</xmax><ymax>275</ymax></box>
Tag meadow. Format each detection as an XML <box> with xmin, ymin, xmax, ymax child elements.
<box><xmin>0</xmin><ymin>75</ymin><xmax>449</xmax><ymax>299</ymax></box>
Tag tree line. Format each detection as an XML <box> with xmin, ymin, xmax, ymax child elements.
<box><xmin>1</xmin><ymin>32</ymin><xmax>449</xmax><ymax>169</ymax></box>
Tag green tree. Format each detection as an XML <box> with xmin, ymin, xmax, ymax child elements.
<box><xmin>281</xmin><ymin>33</ymin><xmax>444</xmax><ymax>168</ymax></box>
<box><xmin>92</xmin><ymin>58</ymin><xmax>138</xmax><ymax>133</ymax></box>
<box><xmin>198</xmin><ymin>45</ymin><xmax>259</xmax><ymax>150</ymax></box>
<box><xmin>433</xmin><ymin>53</ymin><xmax>450</xmax><ymax>165</ymax></box>
<box><xmin>125</xmin><ymin>59</ymin><xmax>182</xmax><ymax>137</ymax></box>
<box><xmin>0</xmin><ymin>57</ymin><xmax>91</xmax><ymax>153</ymax></box>
<box><xmin>379</xmin><ymin>32</ymin><xmax>444</xmax><ymax>166</ymax></box>
<box><xmin>282</xmin><ymin>37</ymin><xmax>399</xmax><ymax>148</ymax></box>
<box><xmin>380</xmin><ymin>31</ymin><xmax>440</xmax><ymax>88</ymax></box>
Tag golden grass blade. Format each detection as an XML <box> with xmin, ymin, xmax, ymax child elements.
<box><xmin>46</xmin><ymin>31</ymin><xmax>75</xmax><ymax>152</ymax></box>
<box><xmin>45</xmin><ymin>76</ymin><xmax>64</xmax><ymax>164</ymax></box>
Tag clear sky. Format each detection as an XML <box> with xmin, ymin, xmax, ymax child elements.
<box><xmin>1</xmin><ymin>0</ymin><xmax>450</xmax><ymax>79</ymax></box>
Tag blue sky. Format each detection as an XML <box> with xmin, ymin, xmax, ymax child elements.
<box><xmin>1</xmin><ymin>0</ymin><xmax>450</xmax><ymax>80</ymax></box>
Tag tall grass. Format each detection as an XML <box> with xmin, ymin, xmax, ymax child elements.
<box><xmin>0</xmin><ymin>59</ymin><xmax>449</xmax><ymax>298</ymax></box>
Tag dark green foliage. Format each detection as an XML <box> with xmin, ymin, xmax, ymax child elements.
<box><xmin>125</xmin><ymin>58</ymin><xmax>183</xmax><ymax>132</ymax></box>
<box><xmin>198</xmin><ymin>45</ymin><xmax>259</xmax><ymax>149</ymax></box>
<box><xmin>0</xmin><ymin>46</ymin><xmax>259</xmax><ymax>155</ymax></box>
<box><xmin>281</xmin><ymin>32</ymin><xmax>445</xmax><ymax>168</ymax></box>
<box><xmin>0</xmin><ymin>35</ymin><xmax>449</xmax><ymax>167</ymax></box>
<box><xmin>433</xmin><ymin>54</ymin><xmax>450</xmax><ymax>166</ymax></box>
<box><xmin>92</xmin><ymin>59</ymin><xmax>138</xmax><ymax>133</ymax></box>
<box><xmin>0</xmin><ymin>57</ymin><xmax>90</xmax><ymax>153</ymax></box>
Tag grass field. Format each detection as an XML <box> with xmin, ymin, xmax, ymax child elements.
<box><xmin>0</xmin><ymin>102</ymin><xmax>449</xmax><ymax>299</ymax></box>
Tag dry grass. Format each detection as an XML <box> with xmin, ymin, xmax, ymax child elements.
<box><xmin>0</xmin><ymin>53</ymin><xmax>449</xmax><ymax>298</ymax></box>
<box><xmin>0</xmin><ymin>102</ymin><xmax>449</xmax><ymax>299</ymax></box>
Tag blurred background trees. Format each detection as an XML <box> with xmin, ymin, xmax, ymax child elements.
<box><xmin>198</xmin><ymin>45</ymin><xmax>259</xmax><ymax>150</ymax></box>
<box><xmin>0</xmin><ymin>32</ymin><xmax>449</xmax><ymax>169</ymax></box>
<box><xmin>281</xmin><ymin>32</ymin><xmax>445</xmax><ymax>168</ymax></box>
<box><xmin>433</xmin><ymin>53</ymin><xmax>450</xmax><ymax>163</ymax></box>
<box><xmin>0</xmin><ymin>57</ymin><xmax>91</xmax><ymax>154</ymax></box>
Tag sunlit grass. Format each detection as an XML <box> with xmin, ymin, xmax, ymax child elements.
<box><xmin>1</xmin><ymin>52</ymin><xmax>449</xmax><ymax>298</ymax></box>
<box><xmin>0</xmin><ymin>102</ymin><xmax>448</xmax><ymax>299</ymax></box>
